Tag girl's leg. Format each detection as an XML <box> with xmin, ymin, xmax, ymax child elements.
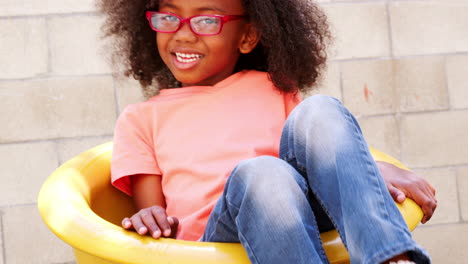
<box><xmin>280</xmin><ymin>95</ymin><xmax>430</xmax><ymax>264</ymax></box>
<box><xmin>201</xmin><ymin>156</ymin><xmax>329</xmax><ymax>264</ymax></box>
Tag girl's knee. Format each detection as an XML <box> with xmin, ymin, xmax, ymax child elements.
<box><xmin>227</xmin><ymin>157</ymin><xmax>310</xmax><ymax>221</ymax></box>
<box><xmin>285</xmin><ymin>95</ymin><xmax>352</xmax><ymax>141</ymax></box>
<box><xmin>304</xmin><ymin>94</ymin><xmax>340</xmax><ymax>107</ymax></box>
<box><xmin>293</xmin><ymin>95</ymin><xmax>343</xmax><ymax>122</ymax></box>
<box><xmin>229</xmin><ymin>156</ymin><xmax>307</xmax><ymax>194</ymax></box>
<box><xmin>231</xmin><ymin>156</ymin><xmax>288</xmax><ymax>184</ymax></box>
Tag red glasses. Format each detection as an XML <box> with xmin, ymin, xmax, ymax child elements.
<box><xmin>146</xmin><ymin>11</ymin><xmax>247</xmax><ymax>36</ymax></box>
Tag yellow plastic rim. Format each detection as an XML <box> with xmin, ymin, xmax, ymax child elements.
<box><xmin>37</xmin><ymin>143</ymin><xmax>423</xmax><ymax>264</ymax></box>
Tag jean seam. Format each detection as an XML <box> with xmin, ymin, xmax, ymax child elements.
<box><xmin>237</xmin><ymin>222</ymin><xmax>261</xmax><ymax>264</ymax></box>
<box><xmin>203</xmin><ymin>208</ymin><xmax>233</xmax><ymax>242</ymax></box>
<box><xmin>204</xmin><ymin>185</ymin><xmax>242</xmax><ymax>242</ymax></box>
<box><xmin>339</xmin><ymin>104</ymin><xmax>418</xmax><ymax>263</ymax></box>
<box><xmin>308</xmin><ymin>215</ymin><xmax>330</xmax><ymax>264</ymax></box>
<box><xmin>307</xmin><ymin>185</ymin><xmax>347</xmax><ymax>252</ymax></box>
<box><xmin>341</xmin><ymin>105</ymin><xmax>393</xmax><ymax>223</ymax></box>
<box><xmin>280</xmin><ymin>161</ymin><xmax>334</xmax><ymax>263</ymax></box>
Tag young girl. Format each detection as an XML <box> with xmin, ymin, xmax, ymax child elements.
<box><xmin>99</xmin><ymin>0</ymin><xmax>436</xmax><ymax>263</ymax></box>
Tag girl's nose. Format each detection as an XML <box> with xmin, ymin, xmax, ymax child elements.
<box><xmin>174</xmin><ymin>22</ymin><xmax>197</xmax><ymax>42</ymax></box>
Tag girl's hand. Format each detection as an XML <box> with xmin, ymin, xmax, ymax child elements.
<box><xmin>376</xmin><ymin>161</ymin><xmax>437</xmax><ymax>224</ymax></box>
<box><xmin>122</xmin><ymin>205</ymin><xmax>179</xmax><ymax>239</ymax></box>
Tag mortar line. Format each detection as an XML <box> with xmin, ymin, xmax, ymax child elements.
<box><xmin>331</xmin><ymin>52</ymin><xmax>468</xmax><ymax>63</ymax></box>
<box><xmin>443</xmin><ymin>56</ymin><xmax>452</xmax><ymax>111</ymax></box>
<box><xmin>338</xmin><ymin>62</ymin><xmax>345</xmax><ymax>104</ymax></box>
<box><xmin>396</xmin><ymin>111</ymin><xmax>404</xmax><ymax>162</ymax></box>
<box><xmin>409</xmin><ymin>163</ymin><xmax>468</xmax><ymax>171</ymax></box>
<box><xmin>324</xmin><ymin>0</ymin><xmax>459</xmax><ymax>5</ymax></box>
<box><xmin>414</xmin><ymin>220</ymin><xmax>468</xmax><ymax>230</ymax></box>
<box><xmin>396</xmin><ymin>107</ymin><xmax>468</xmax><ymax>116</ymax></box>
<box><xmin>112</xmin><ymin>75</ymin><xmax>121</xmax><ymax>117</ymax></box>
<box><xmin>0</xmin><ymin>213</ymin><xmax>6</xmax><ymax>264</ymax></box>
<box><xmin>454</xmin><ymin>168</ymin><xmax>464</xmax><ymax>222</ymax></box>
<box><xmin>351</xmin><ymin>106</ymin><xmax>468</xmax><ymax>120</ymax></box>
<box><xmin>0</xmin><ymin>11</ymin><xmax>99</xmax><ymax>20</ymax></box>
<box><xmin>385</xmin><ymin>0</ymin><xmax>395</xmax><ymax>58</ymax></box>
<box><xmin>54</xmin><ymin>138</ymin><xmax>64</xmax><ymax>166</ymax></box>
<box><xmin>0</xmin><ymin>134</ymin><xmax>113</xmax><ymax>147</ymax></box>
<box><xmin>45</xmin><ymin>16</ymin><xmax>53</xmax><ymax>77</ymax></box>
<box><xmin>0</xmin><ymin>203</ymin><xmax>38</xmax><ymax>211</ymax></box>
<box><xmin>394</xmin><ymin>112</ymin><xmax>403</xmax><ymax>160</ymax></box>
<box><xmin>0</xmin><ymin>73</ymin><xmax>113</xmax><ymax>84</ymax></box>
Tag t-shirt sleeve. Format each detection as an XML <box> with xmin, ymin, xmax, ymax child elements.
<box><xmin>111</xmin><ymin>104</ymin><xmax>161</xmax><ymax>196</ymax></box>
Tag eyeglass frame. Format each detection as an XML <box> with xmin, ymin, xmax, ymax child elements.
<box><xmin>145</xmin><ymin>11</ymin><xmax>248</xmax><ymax>36</ymax></box>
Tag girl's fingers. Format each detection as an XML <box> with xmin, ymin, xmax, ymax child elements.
<box><xmin>411</xmin><ymin>185</ymin><xmax>437</xmax><ymax>224</ymax></box>
<box><xmin>130</xmin><ymin>214</ymin><xmax>148</xmax><ymax>235</ymax></box>
<box><xmin>140</xmin><ymin>208</ymin><xmax>162</xmax><ymax>238</ymax></box>
<box><xmin>122</xmin><ymin>217</ymin><xmax>132</xmax><ymax>229</ymax></box>
<box><xmin>151</xmin><ymin>207</ymin><xmax>171</xmax><ymax>237</ymax></box>
<box><xmin>422</xmin><ymin>185</ymin><xmax>437</xmax><ymax>223</ymax></box>
<box><xmin>419</xmin><ymin>177</ymin><xmax>436</xmax><ymax>195</ymax></box>
<box><xmin>388</xmin><ymin>185</ymin><xmax>406</xmax><ymax>203</ymax></box>
<box><xmin>168</xmin><ymin>217</ymin><xmax>179</xmax><ymax>238</ymax></box>
<box><xmin>123</xmin><ymin>207</ymin><xmax>178</xmax><ymax>239</ymax></box>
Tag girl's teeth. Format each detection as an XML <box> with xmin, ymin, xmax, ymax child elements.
<box><xmin>175</xmin><ymin>52</ymin><xmax>202</xmax><ymax>63</ymax></box>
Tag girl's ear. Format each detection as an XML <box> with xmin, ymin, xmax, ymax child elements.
<box><xmin>239</xmin><ymin>24</ymin><xmax>261</xmax><ymax>54</ymax></box>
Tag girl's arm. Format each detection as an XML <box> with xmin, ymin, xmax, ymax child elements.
<box><xmin>132</xmin><ymin>174</ymin><xmax>166</xmax><ymax>209</ymax></box>
<box><xmin>121</xmin><ymin>174</ymin><xmax>179</xmax><ymax>238</ymax></box>
<box><xmin>377</xmin><ymin>161</ymin><xmax>437</xmax><ymax>224</ymax></box>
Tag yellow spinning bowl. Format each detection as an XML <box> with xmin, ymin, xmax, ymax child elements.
<box><xmin>38</xmin><ymin>142</ymin><xmax>423</xmax><ymax>264</ymax></box>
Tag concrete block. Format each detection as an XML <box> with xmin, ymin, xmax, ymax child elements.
<box><xmin>413</xmin><ymin>223</ymin><xmax>468</xmax><ymax>264</ymax></box>
<box><xmin>0</xmin><ymin>18</ymin><xmax>47</xmax><ymax>79</ymax></box>
<box><xmin>458</xmin><ymin>167</ymin><xmax>468</xmax><ymax>221</ymax></box>
<box><xmin>358</xmin><ymin>115</ymin><xmax>400</xmax><ymax>159</ymax></box>
<box><xmin>0</xmin><ymin>76</ymin><xmax>116</xmax><ymax>142</ymax></box>
<box><xmin>342</xmin><ymin>59</ymin><xmax>397</xmax><ymax>116</ymax></box>
<box><xmin>3</xmin><ymin>205</ymin><xmax>75</xmax><ymax>264</ymax></box>
<box><xmin>414</xmin><ymin>168</ymin><xmax>459</xmax><ymax>225</ymax></box>
<box><xmin>0</xmin><ymin>142</ymin><xmax>58</xmax><ymax>206</ymax></box>
<box><xmin>322</xmin><ymin>3</ymin><xmax>390</xmax><ymax>59</ymax></box>
<box><xmin>56</xmin><ymin>136</ymin><xmax>112</xmax><ymax>164</ymax></box>
<box><xmin>390</xmin><ymin>2</ymin><xmax>468</xmax><ymax>56</ymax></box>
<box><xmin>114</xmin><ymin>75</ymin><xmax>146</xmax><ymax>114</ymax></box>
<box><xmin>49</xmin><ymin>15</ymin><xmax>110</xmax><ymax>75</ymax></box>
<box><xmin>0</xmin><ymin>0</ymin><xmax>95</xmax><ymax>16</ymax></box>
<box><xmin>446</xmin><ymin>55</ymin><xmax>468</xmax><ymax>109</ymax></box>
<box><xmin>400</xmin><ymin>110</ymin><xmax>468</xmax><ymax>168</ymax></box>
<box><xmin>302</xmin><ymin>62</ymin><xmax>341</xmax><ymax>101</ymax></box>
<box><xmin>395</xmin><ymin>57</ymin><xmax>449</xmax><ymax>113</ymax></box>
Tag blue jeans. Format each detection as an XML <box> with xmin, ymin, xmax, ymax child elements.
<box><xmin>201</xmin><ymin>95</ymin><xmax>430</xmax><ymax>264</ymax></box>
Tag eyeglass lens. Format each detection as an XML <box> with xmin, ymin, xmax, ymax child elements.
<box><xmin>151</xmin><ymin>14</ymin><xmax>222</xmax><ymax>35</ymax></box>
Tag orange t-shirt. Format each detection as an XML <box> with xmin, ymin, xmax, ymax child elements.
<box><xmin>111</xmin><ymin>70</ymin><xmax>301</xmax><ymax>241</ymax></box>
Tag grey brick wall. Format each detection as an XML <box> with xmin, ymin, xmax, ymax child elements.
<box><xmin>1</xmin><ymin>0</ymin><xmax>467</xmax><ymax>263</ymax></box>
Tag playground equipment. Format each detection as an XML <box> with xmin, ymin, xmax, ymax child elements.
<box><xmin>38</xmin><ymin>142</ymin><xmax>423</xmax><ymax>264</ymax></box>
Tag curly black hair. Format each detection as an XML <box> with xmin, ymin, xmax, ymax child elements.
<box><xmin>97</xmin><ymin>0</ymin><xmax>331</xmax><ymax>96</ymax></box>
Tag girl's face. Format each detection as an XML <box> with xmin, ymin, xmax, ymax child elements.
<box><xmin>156</xmin><ymin>0</ymin><xmax>258</xmax><ymax>87</ymax></box>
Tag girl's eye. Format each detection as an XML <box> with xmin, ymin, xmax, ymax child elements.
<box><xmin>202</xmin><ymin>18</ymin><xmax>217</xmax><ymax>24</ymax></box>
<box><xmin>161</xmin><ymin>15</ymin><xmax>178</xmax><ymax>22</ymax></box>
<box><xmin>195</xmin><ymin>17</ymin><xmax>220</xmax><ymax>25</ymax></box>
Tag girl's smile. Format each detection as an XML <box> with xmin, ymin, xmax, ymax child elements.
<box><xmin>171</xmin><ymin>49</ymin><xmax>205</xmax><ymax>70</ymax></box>
<box><xmin>156</xmin><ymin>0</ymin><xmax>259</xmax><ymax>87</ymax></box>
<box><xmin>174</xmin><ymin>52</ymin><xmax>203</xmax><ymax>64</ymax></box>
